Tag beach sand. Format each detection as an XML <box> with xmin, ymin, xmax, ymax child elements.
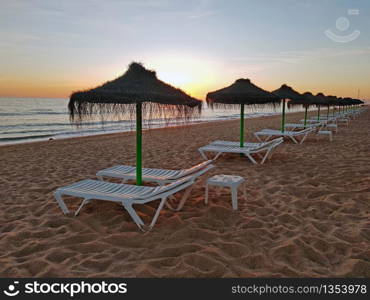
<box><xmin>0</xmin><ymin>109</ymin><xmax>369</xmax><ymax>278</ymax></box>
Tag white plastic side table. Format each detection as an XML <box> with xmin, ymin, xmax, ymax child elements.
<box><xmin>205</xmin><ymin>174</ymin><xmax>246</xmax><ymax>210</ymax></box>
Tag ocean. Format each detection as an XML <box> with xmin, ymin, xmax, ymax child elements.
<box><xmin>0</xmin><ymin>97</ymin><xmax>306</xmax><ymax>145</ymax></box>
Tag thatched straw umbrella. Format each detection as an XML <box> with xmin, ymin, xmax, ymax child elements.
<box><xmin>315</xmin><ymin>93</ymin><xmax>332</xmax><ymax>118</ymax></box>
<box><xmin>69</xmin><ymin>62</ymin><xmax>202</xmax><ymax>185</ymax></box>
<box><xmin>337</xmin><ymin>97</ymin><xmax>345</xmax><ymax>114</ymax></box>
<box><xmin>206</xmin><ymin>79</ymin><xmax>280</xmax><ymax>147</ymax></box>
<box><xmin>326</xmin><ymin>95</ymin><xmax>339</xmax><ymax>116</ymax></box>
<box><xmin>353</xmin><ymin>98</ymin><xmax>364</xmax><ymax>111</ymax></box>
<box><xmin>341</xmin><ymin>97</ymin><xmax>352</xmax><ymax>113</ymax></box>
<box><xmin>288</xmin><ymin>92</ymin><xmax>318</xmax><ymax>127</ymax></box>
<box><xmin>272</xmin><ymin>84</ymin><xmax>305</xmax><ymax>132</ymax></box>
<box><xmin>356</xmin><ymin>99</ymin><xmax>365</xmax><ymax>105</ymax></box>
<box><xmin>315</xmin><ymin>92</ymin><xmax>328</xmax><ymax>121</ymax></box>
<box><xmin>344</xmin><ymin>97</ymin><xmax>362</xmax><ymax>112</ymax></box>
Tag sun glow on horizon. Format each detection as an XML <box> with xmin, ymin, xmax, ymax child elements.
<box><xmin>144</xmin><ymin>55</ymin><xmax>219</xmax><ymax>100</ymax></box>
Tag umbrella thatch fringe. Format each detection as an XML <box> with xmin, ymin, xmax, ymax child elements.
<box><xmin>206</xmin><ymin>101</ymin><xmax>278</xmax><ymax>110</ymax></box>
<box><xmin>69</xmin><ymin>100</ymin><xmax>202</xmax><ymax>126</ymax></box>
<box><xmin>287</xmin><ymin>103</ymin><xmax>311</xmax><ymax>109</ymax></box>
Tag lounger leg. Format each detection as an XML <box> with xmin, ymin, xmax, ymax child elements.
<box><xmin>199</xmin><ymin>149</ymin><xmax>208</xmax><ymax>160</ymax></box>
<box><xmin>168</xmin><ymin>185</ymin><xmax>194</xmax><ymax>211</ymax></box>
<box><xmin>299</xmin><ymin>133</ymin><xmax>309</xmax><ymax>144</ymax></box>
<box><xmin>254</xmin><ymin>133</ymin><xmax>273</xmax><ymax>142</ymax></box>
<box><xmin>149</xmin><ymin>197</ymin><xmax>168</xmax><ymax>229</ymax></box>
<box><xmin>74</xmin><ymin>199</ymin><xmax>91</xmax><ymax>216</ymax></box>
<box><xmin>231</xmin><ymin>187</ymin><xmax>238</xmax><ymax>210</ymax></box>
<box><xmin>245</xmin><ymin>153</ymin><xmax>258</xmax><ymax>164</ymax></box>
<box><xmin>289</xmin><ymin>136</ymin><xmax>299</xmax><ymax>144</ymax></box>
<box><xmin>54</xmin><ymin>192</ymin><xmax>70</xmax><ymax>214</ymax></box>
<box><xmin>261</xmin><ymin>148</ymin><xmax>272</xmax><ymax>164</ymax></box>
<box><xmin>254</xmin><ymin>133</ymin><xmax>263</xmax><ymax>142</ymax></box>
<box><xmin>213</xmin><ymin>152</ymin><xmax>223</xmax><ymax>161</ymax></box>
<box><xmin>123</xmin><ymin>202</ymin><xmax>146</xmax><ymax>230</ymax></box>
<box><xmin>264</xmin><ymin>135</ymin><xmax>273</xmax><ymax>142</ymax></box>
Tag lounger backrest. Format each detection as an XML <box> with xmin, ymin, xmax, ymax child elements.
<box><xmin>248</xmin><ymin>137</ymin><xmax>283</xmax><ymax>151</ymax></box>
<box><xmin>211</xmin><ymin>140</ymin><xmax>263</xmax><ymax>148</ymax></box>
<box><xmin>174</xmin><ymin>160</ymin><xmax>213</xmax><ymax>179</ymax></box>
<box><xmin>297</xmin><ymin>127</ymin><xmax>315</xmax><ymax>134</ymax></box>
<box><xmin>137</xmin><ymin>164</ymin><xmax>215</xmax><ymax>199</ymax></box>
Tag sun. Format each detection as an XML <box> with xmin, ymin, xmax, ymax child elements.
<box><xmin>146</xmin><ymin>55</ymin><xmax>217</xmax><ymax>99</ymax></box>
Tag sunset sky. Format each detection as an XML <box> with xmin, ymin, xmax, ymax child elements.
<box><xmin>1</xmin><ymin>0</ymin><xmax>369</xmax><ymax>101</ymax></box>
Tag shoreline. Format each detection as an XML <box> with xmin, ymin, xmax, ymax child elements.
<box><xmin>0</xmin><ymin>110</ymin><xmax>294</xmax><ymax>149</ymax></box>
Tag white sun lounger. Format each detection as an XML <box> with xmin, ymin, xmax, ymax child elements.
<box><xmin>285</xmin><ymin>123</ymin><xmax>323</xmax><ymax>130</ymax></box>
<box><xmin>294</xmin><ymin>121</ymin><xmax>338</xmax><ymax>133</ymax></box>
<box><xmin>198</xmin><ymin>137</ymin><xmax>283</xmax><ymax>164</ymax></box>
<box><xmin>96</xmin><ymin>160</ymin><xmax>213</xmax><ymax>184</ymax></box>
<box><xmin>254</xmin><ymin>128</ymin><xmax>315</xmax><ymax>144</ymax></box>
<box><xmin>54</xmin><ymin>165</ymin><xmax>214</xmax><ymax>231</ymax></box>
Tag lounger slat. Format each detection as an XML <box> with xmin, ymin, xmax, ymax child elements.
<box><xmin>96</xmin><ymin>160</ymin><xmax>213</xmax><ymax>183</ymax></box>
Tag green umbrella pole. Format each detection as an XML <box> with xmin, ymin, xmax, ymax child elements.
<box><xmin>317</xmin><ymin>106</ymin><xmax>321</xmax><ymax>121</ymax></box>
<box><xmin>240</xmin><ymin>104</ymin><xmax>245</xmax><ymax>147</ymax></box>
<box><xmin>326</xmin><ymin>106</ymin><xmax>329</xmax><ymax>118</ymax></box>
<box><xmin>281</xmin><ymin>99</ymin><xmax>286</xmax><ymax>133</ymax></box>
<box><xmin>136</xmin><ymin>102</ymin><xmax>143</xmax><ymax>186</ymax></box>
<box><xmin>304</xmin><ymin>107</ymin><xmax>308</xmax><ymax>129</ymax></box>
<box><xmin>332</xmin><ymin>106</ymin><xmax>335</xmax><ymax>117</ymax></box>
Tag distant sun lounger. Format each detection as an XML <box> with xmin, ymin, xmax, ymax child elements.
<box><xmin>96</xmin><ymin>160</ymin><xmax>213</xmax><ymax>184</ymax></box>
<box><xmin>254</xmin><ymin>128</ymin><xmax>315</xmax><ymax>144</ymax></box>
<box><xmin>55</xmin><ymin>165</ymin><xmax>214</xmax><ymax>231</ymax></box>
<box><xmin>198</xmin><ymin>137</ymin><xmax>283</xmax><ymax>164</ymax></box>
<box><xmin>284</xmin><ymin>123</ymin><xmax>323</xmax><ymax>130</ymax></box>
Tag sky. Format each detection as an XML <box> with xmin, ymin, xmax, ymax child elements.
<box><xmin>0</xmin><ymin>0</ymin><xmax>369</xmax><ymax>101</ymax></box>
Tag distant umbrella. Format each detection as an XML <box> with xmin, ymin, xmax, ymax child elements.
<box><xmin>288</xmin><ymin>92</ymin><xmax>318</xmax><ymax>127</ymax></box>
<box><xmin>69</xmin><ymin>62</ymin><xmax>202</xmax><ymax>185</ymax></box>
<box><xmin>341</xmin><ymin>97</ymin><xmax>353</xmax><ymax>113</ymax></box>
<box><xmin>353</xmin><ymin>98</ymin><xmax>365</xmax><ymax>111</ymax></box>
<box><xmin>315</xmin><ymin>93</ymin><xmax>332</xmax><ymax>118</ymax></box>
<box><xmin>315</xmin><ymin>93</ymin><xmax>328</xmax><ymax>121</ymax></box>
<box><xmin>207</xmin><ymin>78</ymin><xmax>280</xmax><ymax>147</ymax></box>
<box><xmin>326</xmin><ymin>95</ymin><xmax>339</xmax><ymax>116</ymax></box>
<box><xmin>337</xmin><ymin>97</ymin><xmax>345</xmax><ymax>114</ymax></box>
<box><xmin>272</xmin><ymin>84</ymin><xmax>305</xmax><ymax>132</ymax></box>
